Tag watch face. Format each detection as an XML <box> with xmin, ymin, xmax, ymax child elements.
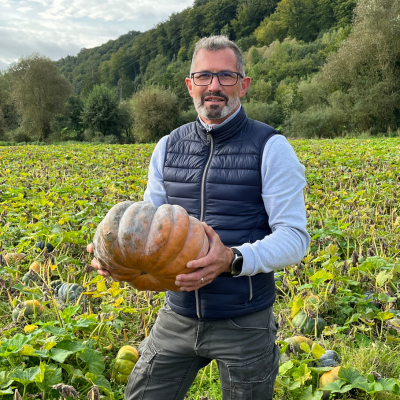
<box><xmin>232</xmin><ymin>256</ymin><xmax>243</xmax><ymax>274</ymax></box>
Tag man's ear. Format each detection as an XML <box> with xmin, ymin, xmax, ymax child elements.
<box><xmin>185</xmin><ymin>77</ymin><xmax>194</xmax><ymax>98</ymax></box>
<box><xmin>239</xmin><ymin>77</ymin><xmax>251</xmax><ymax>98</ymax></box>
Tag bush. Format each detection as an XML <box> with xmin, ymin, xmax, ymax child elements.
<box><xmin>180</xmin><ymin>108</ymin><xmax>198</xmax><ymax>125</ymax></box>
<box><xmin>0</xmin><ymin>108</ymin><xmax>5</xmax><ymax>139</ymax></box>
<box><xmin>103</xmin><ymin>134</ymin><xmax>120</xmax><ymax>144</ymax></box>
<box><xmin>82</xmin><ymin>84</ymin><xmax>124</xmax><ymax>137</ymax></box>
<box><xmin>7</xmin><ymin>127</ymin><xmax>32</xmax><ymax>143</ymax></box>
<box><xmin>243</xmin><ymin>101</ymin><xmax>284</xmax><ymax>129</ymax></box>
<box><xmin>297</xmin><ymin>79</ymin><xmax>328</xmax><ymax>110</ymax></box>
<box><xmin>284</xmin><ymin>106</ymin><xmax>347</xmax><ymax>138</ymax></box>
<box><xmin>130</xmin><ymin>86</ymin><xmax>180</xmax><ymax>143</ymax></box>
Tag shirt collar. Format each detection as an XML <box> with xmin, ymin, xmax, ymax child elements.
<box><xmin>198</xmin><ymin>104</ymin><xmax>242</xmax><ymax>131</ymax></box>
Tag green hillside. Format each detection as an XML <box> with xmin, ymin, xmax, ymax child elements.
<box><xmin>56</xmin><ymin>0</ymin><xmax>355</xmax><ymax>104</ymax></box>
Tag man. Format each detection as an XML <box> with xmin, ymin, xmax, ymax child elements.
<box><xmin>90</xmin><ymin>35</ymin><xmax>309</xmax><ymax>399</ymax></box>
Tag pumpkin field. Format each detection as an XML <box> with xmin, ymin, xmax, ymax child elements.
<box><xmin>0</xmin><ymin>138</ymin><xmax>400</xmax><ymax>400</ymax></box>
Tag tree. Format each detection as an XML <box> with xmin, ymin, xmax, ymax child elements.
<box><xmin>0</xmin><ymin>72</ymin><xmax>19</xmax><ymax>131</ymax></box>
<box><xmin>130</xmin><ymin>86</ymin><xmax>180</xmax><ymax>143</ymax></box>
<box><xmin>254</xmin><ymin>14</ymin><xmax>288</xmax><ymax>46</ymax></box>
<box><xmin>231</xmin><ymin>0</ymin><xmax>279</xmax><ymax>39</ymax></box>
<box><xmin>275</xmin><ymin>0</ymin><xmax>320</xmax><ymax>42</ymax></box>
<box><xmin>8</xmin><ymin>54</ymin><xmax>73</xmax><ymax>140</ymax></box>
<box><xmin>333</xmin><ymin>0</ymin><xmax>357</xmax><ymax>27</ymax></box>
<box><xmin>81</xmin><ymin>84</ymin><xmax>124</xmax><ymax>137</ymax></box>
<box><xmin>317</xmin><ymin>0</ymin><xmax>400</xmax><ymax>132</ymax></box>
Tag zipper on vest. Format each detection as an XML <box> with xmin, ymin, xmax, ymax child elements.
<box><xmin>200</xmin><ymin>133</ymin><xmax>214</xmax><ymax>222</ymax></box>
<box><xmin>248</xmin><ymin>277</ymin><xmax>253</xmax><ymax>301</ymax></box>
<box><xmin>195</xmin><ymin>132</ymin><xmax>214</xmax><ymax>319</ymax></box>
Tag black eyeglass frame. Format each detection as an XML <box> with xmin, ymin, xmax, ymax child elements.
<box><xmin>190</xmin><ymin>71</ymin><xmax>244</xmax><ymax>86</ymax></box>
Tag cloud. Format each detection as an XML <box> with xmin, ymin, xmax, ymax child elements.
<box><xmin>40</xmin><ymin>0</ymin><xmax>192</xmax><ymax>21</ymax></box>
<box><xmin>0</xmin><ymin>0</ymin><xmax>193</xmax><ymax>70</ymax></box>
<box><xmin>17</xmin><ymin>6</ymin><xmax>32</xmax><ymax>12</ymax></box>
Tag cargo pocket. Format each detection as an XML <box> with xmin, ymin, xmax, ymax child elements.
<box><xmin>226</xmin><ymin>345</ymin><xmax>280</xmax><ymax>400</ymax></box>
<box><xmin>124</xmin><ymin>341</ymin><xmax>158</xmax><ymax>400</ymax></box>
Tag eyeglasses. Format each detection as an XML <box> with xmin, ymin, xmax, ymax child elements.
<box><xmin>191</xmin><ymin>71</ymin><xmax>243</xmax><ymax>86</ymax></box>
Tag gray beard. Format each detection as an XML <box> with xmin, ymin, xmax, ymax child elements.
<box><xmin>194</xmin><ymin>96</ymin><xmax>240</xmax><ymax>121</ymax></box>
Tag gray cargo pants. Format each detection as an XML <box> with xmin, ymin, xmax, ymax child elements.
<box><xmin>125</xmin><ymin>302</ymin><xmax>280</xmax><ymax>400</ymax></box>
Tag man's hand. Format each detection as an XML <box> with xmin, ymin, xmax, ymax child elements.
<box><xmin>175</xmin><ymin>223</ymin><xmax>235</xmax><ymax>292</ymax></box>
<box><xmin>86</xmin><ymin>243</ymin><xmax>110</xmax><ymax>277</ymax></box>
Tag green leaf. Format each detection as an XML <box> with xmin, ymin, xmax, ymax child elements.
<box><xmin>56</xmin><ymin>340</ymin><xmax>86</xmax><ymax>353</ymax></box>
<box><xmin>299</xmin><ymin>385</ymin><xmax>323</xmax><ymax>400</ymax></box>
<box><xmin>296</xmin><ymin>284</ymin><xmax>313</xmax><ymax>291</ymax></box>
<box><xmin>290</xmin><ymin>295</ymin><xmax>304</xmax><ymax>318</ymax></box>
<box><xmin>376</xmin><ymin>271</ymin><xmax>393</xmax><ymax>287</ymax></box>
<box><xmin>34</xmin><ymin>349</ymin><xmax>49</xmax><ymax>358</ymax></box>
<box><xmin>42</xmin><ymin>325</ymin><xmax>72</xmax><ymax>337</ymax></box>
<box><xmin>288</xmin><ymin>380</ymin><xmax>302</xmax><ymax>390</ymax></box>
<box><xmin>311</xmin><ymin>343</ymin><xmax>326</xmax><ymax>359</ymax></box>
<box><xmin>35</xmin><ymin>363</ymin><xmax>62</xmax><ymax>391</ymax></box>
<box><xmin>72</xmin><ymin>318</ymin><xmax>97</xmax><ymax>329</ymax></box>
<box><xmin>50</xmin><ymin>348</ymin><xmax>74</xmax><ymax>363</ymax></box>
<box><xmin>375</xmin><ymin>378</ymin><xmax>398</xmax><ymax>392</ymax></box>
<box><xmin>376</xmin><ymin>311</ymin><xmax>394</xmax><ymax>321</ymax></box>
<box><xmin>309</xmin><ymin>270</ymin><xmax>333</xmax><ymax>283</ymax></box>
<box><xmin>0</xmin><ymin>371</ymin><xmax>13</xmax><ymax>389</ymax></box>
<box><xmin>300</xmin><ymin>342</ymin><xmax>311</xmax><ymax>353</ymax></box>
<box><xmin>61</xmin><ymin>305</ymin><xmax>81</xmax><ymax>322</ymax></box>
<box><xmin>279</xmin><ymin>342</ymin><xmax>289</xmax><ymax>355</ymax></box>
<box><xmin>0</xmin><ymin>388</ymin><xmax>14</xmax><ymax>395</ymax></box>
<box><xmin>79</xmin><ymin>349</ymin><xmax>105</xmax><ymax>375</ymax></box>
<box><xmin>352</xmin><ymin>381</ymin><xmax>373</xmax><ymax>392</ymax></box>
<box><xmin>338</xmin><ymin>367</ymin><xmax>368</xmax><ymax>384</ymax></box>
<box><xmin>11</xmin><ymin>366</ymin><xmax>41</xmax><ymax>385</ymax></box>
<box><xmin>279</xmin><ymin>361</ymin><xmax>294</xmax><ymax>376</ymax></box>
<box><xmin>355</xmin><ymin>333</ymin><xmax>372</xmax><ymax>347</ymax></box>
<box><xmin>60</xmin><ymin>363</ymin><xmax>73</xmax><ymax>375</ymax></box>
<box><xmin>35</xmin><ymin>362</ymin><xmax>46</xmax><ymax>384</ymax></box>
<box><xmin>377</xmin><ymin>293</ymin><xmax>397</xmax><ymax>303</ymax></box>
<box><xmin>320</xmin><ymin>381</ymin><xmax>352</xmax><ymax>394</ymax></box>
<box><xmin>19</xmin><ymin>344</ymin><xmax>35</xmax><ymax>356</ymax></box>
<box><xmin>292</xmin><ymin>363</ymin><xmax>311</xmax><ymax>385</ymax></box>
<box><xmin>0</xmin><ymin>334</ymin><xmax>31</xmax><ymax>356</ymax></box>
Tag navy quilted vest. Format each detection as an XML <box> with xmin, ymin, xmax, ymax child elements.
<box><xmin>163</xmin><ymin>107</ymin><xmax>277</xmax><ymax>319</ymax></box>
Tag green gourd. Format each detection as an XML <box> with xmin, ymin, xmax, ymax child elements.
<box><xmin>111</xmin><ymin>345</ymin><xmax>139</xmax><ymax>384</ymax></box>
<box><xmin>57</xmin><ymin>283</ymin><xmax>84</xmax><ymax>302</ymax></box>
<box><xmin>292</xmin><ymin>310</ymin><xmax>326</xmax><ymax>335</ymax></box>
<box><xmin>317</xmin><ymin>350</ymin><xmax>341</xmax><ymax>367</ymax></box>
<box><xmin>12</xmin><ymin>300</ymin><xmax>45</xmax><ymax>322</ymax></box>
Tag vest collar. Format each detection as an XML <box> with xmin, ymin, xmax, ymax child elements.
<box><xmin>195</xmin><ymin>106</ymin><xmax>248</xmax><ymax>145</ymax></box>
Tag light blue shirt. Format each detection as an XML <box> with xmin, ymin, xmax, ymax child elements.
<box><xmin>143</xmin><ymin>112</ymin><xmax>310</xmax><ymax>276</ymax></box>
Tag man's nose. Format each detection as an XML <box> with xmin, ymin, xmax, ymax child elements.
<box><xmin>208</xmin><ymin>74</ymin><xmax>223</xmax><ymax>91</ymax></box>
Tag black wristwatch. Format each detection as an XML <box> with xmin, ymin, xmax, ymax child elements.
<box><xmin>230</xmin><ymin>248</ymin><xmax>243</xmax><ymax>275</ymax></box>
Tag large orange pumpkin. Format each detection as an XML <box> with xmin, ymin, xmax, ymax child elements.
<box><xmin>93</xmin><ymin>201</ymin><xmax>209</xmax><ymax>291</ymax></box>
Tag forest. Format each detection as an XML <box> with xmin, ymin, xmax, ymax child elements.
<box><xmin>0</xmin><ymin>0</ymin><xmax>399</xmax><ymax>143</ymax></box>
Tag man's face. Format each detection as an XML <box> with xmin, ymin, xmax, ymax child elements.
<box><xmin>185</xmin><ymin>49</ymin><xmax>251</xmax><ymax>125</ymax></box>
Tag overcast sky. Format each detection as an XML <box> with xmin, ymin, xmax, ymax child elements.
<box><xmin>0</xmin><ymin>0</ymin><xmax>194</xmax><ymax>71</ymax></box>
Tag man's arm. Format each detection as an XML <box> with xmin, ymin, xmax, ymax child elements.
<box><xmin>234</xmin><ymin>134</ymin><xmax>310</xmax><ymax>275</ymax></box>
<box><xmin>177</xmin><ymin>134</ymin><xmax>310</xmax><ymax>291</ymax></box>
